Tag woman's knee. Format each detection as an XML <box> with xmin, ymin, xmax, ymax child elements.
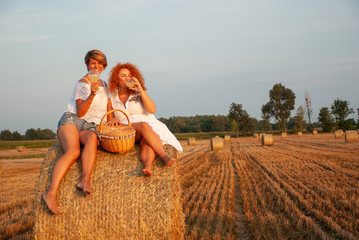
<box><xmin>65</xmin><ymin>147</ymin><xmax>81</xmax><ymax>159</ymax></box>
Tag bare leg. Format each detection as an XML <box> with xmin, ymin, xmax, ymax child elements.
<box><xmin>76</xmin><ymin>130</ymin><xmax>98</xmax><ymax>195</ymax></box>
<box><xmin>132</xmin><ymin>122</ymin><xmax>174</xmax><ymax>166</ymax></box>
<box><xmin>140</xmin><ymin>138</ymin><xmax>156</xmax><ymax>176</ymax></box>
<box><xmin>43</xmin><ymin>124</ymin><xmax>81</xmax><ymax>215</ymax></box>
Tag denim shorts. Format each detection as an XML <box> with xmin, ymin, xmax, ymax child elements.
<box><xmin>57</xmin><ymin>112</ymin><xmax>97</xmax><ymax>132</ymax></box>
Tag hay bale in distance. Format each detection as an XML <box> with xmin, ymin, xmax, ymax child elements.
<box><xmin>211</xmin><ymin>137</ymin><xmax>224</xmax><ymax>151</ymax></box>
<box><xmin>187</xmin><ymin>138</ymin><xmax>196</xmax><ymax>146</ymax></box>
<box><xmin>297</xmin><ymin>132</ymin><xmax>303</xmax><ymax>137</ymax></box>
<box><xmin>253</xmin><ymin>133</ymin><xmax>259</xmax><ymax>138</ymax></box>
<box><xmin>259</xmin><ymin>133</ymin><xmax>264</xmax><ymax>141</ymax></box>
<box><xmin>334</xmin><ymin>130</ymin><xmax>344</xmax><ymax>139</ymax></box>
<box><xmin>262</xmin><ymin>134</ymin><xmax>274</xmax><ymax>146</ymax></box>
<box><xmin>312</xmin><ymin>130</ymin><xmax>318</xmax><ymax>135</ymax></box>
<box><xmin>224</xmin><ymin>135</ymin><xmax>231</xmax><ymax>142</ymax></box>
<box><xmin>34</xmin><ymin>143</ymin><xmax>184</xmax><ymax>240</ymax></box>
<box><xmin>281</xmin><ymin>132</ymin><xmax>287</xmax><ymax>138</ymax></box>
<box><xmin>345</xmin><ymin>130</ymin><xmax>359</xmax><ymax>143</ymax></box>
<box><xmin>17</xmin><ymin>146</ymin><xmax>26</xmax><ymax>152</ymax></box>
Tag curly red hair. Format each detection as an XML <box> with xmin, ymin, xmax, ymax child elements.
<box><xmin>108</xmin><ymin>62</ymin><xmax>147</xmax><ymax>94</ymax></box>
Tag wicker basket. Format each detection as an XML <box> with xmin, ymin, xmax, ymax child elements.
<box><xmin>96</xmin><ymin>109</ymin><xmax>136</xmax><ymax>153</ymax></box>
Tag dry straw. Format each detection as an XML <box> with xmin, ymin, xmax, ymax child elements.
<box><xmin>281</xmin><ymin>132</ymin><xmax>287</xmax><ymax>138</ymax></box>
<box><xmin>297</xmin><ymin>132</ymin><xmax>303</xmax><ymax>136</ymax></box>
<box><xmin>17</xmin><ymin>146</ymin><xmax>26</xmax><ymax>152</ymax></box>
<box><xmin>211</xmin><ymin>137</ymin><xmax>224</xmax><ymax>151</ymax></box>
<box><xmin>253</xmin><ymin>133</ymin><xmax>259</xmax><ymax>138</ymax></box>
<box><xmin>312</xmin><ymin>130</ymin><xmax>318</xmax><ymax>135</ymax></box>
<box><xmin>259</xmin><ymin>133</ymin><xmax>264</xmax><ymax>141</ymax></box>
<box><xmin>345</xmin><ymin>130</ymin><xmax>358</xmax><ymax>143</ymax></box>
<box><xmin>187</xmin><ymin>138</ymin><xmax>196</xmax><ymax>146</ymax></box>
<box><xmin>334</xmin><ymin>130</ymin><xmax>344</xmax><ymax>139</ymax></box>
<box><xmin>262</xmin><ymin>134</ymin><xmax>274</xmax><ymax>146</ymax></box>
<box><xmin>224</xmin><ymin>135</ymin><xmax>231</xmax><ymax>142</ymax></box>
<box><xmin>34</xmin><ymin>143</ymin><xmax>185</xmax><ymax>240</ymax></box>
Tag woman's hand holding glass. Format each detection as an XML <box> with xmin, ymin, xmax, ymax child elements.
<box><xmin>125</xmin><ymin>77</ymin><xmax>142</xmax><ymax>93</ymax></box>
<box><xmin>89</xmin><ymin>69</ymin><xmax>100</xmax><ymax>95</ymax></box>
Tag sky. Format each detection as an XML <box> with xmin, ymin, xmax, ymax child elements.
<box><xmin>1</xmin><ymin>0</ymin><xmax>358</xmax><ymax>134</ymax></box>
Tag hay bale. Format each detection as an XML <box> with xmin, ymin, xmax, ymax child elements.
<box><xmin>312</xmin><ymin>130</ymin><xmax>318</xmax><ymax>135</ymax></box>
<box><xmin>211</xmin><ymin>137</ymin><xmax>224</xmax><ymax>151</ymax></box>
<box><xmin>17</xmin><ymin>146</ymin><xmax>26</xmax><ymax>152</ymax></box>
<box><xmin>187</xmin><ymin>138</ymin><xmax>196</xmax><ymax>146</ymax></box>
<box><xmin>253</xmin><ymin>133</ymin><xmax>259</xmax><ymax>138</ymax></box>
<box><xmin>34</xmin><ymin>143</ymin><xmax>184</xmax><ymax>240</ymax></box>
<box><xmin>297</xmin><ymin>132</ymin><xmax>303</xmax><ymax>136</ymax></box>
<box><xmin>224</xmin><ymin>135</ymin><xmax>231</xmax><ymax>142</ymax></box>
<box><xmin>281</xmin><ymin>132</ymin><xmax>287</xmax><ymax>138</ymax></box>
<box><xmin>345</xmin><ymin>130</ymin><xmax>359</xmax><ymax>143</ymax></box>
<box><xmin>334</xmin><ymin>130</ymin><xmax>344</xmax><ymax>139</ymax></box>
<box><xmin>259</xmin><ymin>133</ymin><xmax>264</xmax><ymax>141</ymax></box>
<box><xmin>262</xmin><ymin>134</ymin><xmax>273</xmax><ymax>146</ymax></box>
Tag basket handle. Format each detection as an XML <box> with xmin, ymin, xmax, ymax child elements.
<box><xmin>98</xmin><ymin>109</ymin><xmax>131</xmax><ymax>134</ymax></box>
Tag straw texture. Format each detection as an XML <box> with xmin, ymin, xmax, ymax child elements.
<box><xmin>224</xmin><ymin>135</ymin><xmax>231</xmax><ymax>142</ymax></box>
<box><xmin>334</xmin><ymin>130</ymin><xmax>344</xmax><ymax>139</ymax></box>
<box><xmin>187</xmin><ymin>138</ymin><xmax>196</xmax><ymax>146</ymax></box>
<box><xmin>312</xmin><ymin>130</ymin><xmax>318</xmax><ymax>135</ymax></box>
<box><xmin>262</xmin><ymin>134</ymin><xmax>274</xmax><ymax>146</ymax></box>
<box><xmin>345</xmin><ymin>130</ymin><xmax>358</xmax><ymax>143</ymax></box>
<box><xmin>34</xmin><ymin>143</ymin><xmax>184</xmax><ymax>240</ymax></box>
<box><xmin>253</xmin><ymin>133</ymin><xmax>259</xmax><ymax>138</ymax></box>
<box><xmin>211</xmin><ymin>137</ymin><xmax>224</xmax><ymax>151</ymax></box>
<box><xmin>297</xmin><ymin>132</ymin><xmax>303</xmax><ymax>136</ymax></box>
<box><xmin>281</xmin><ymin>133</ymin><xmax>287</xmax><ymax>138</ymax></box>
<box><xmin>17</xmin><ymin>146</ymin><xmax>26</xmax><ymax>152</ymax></box>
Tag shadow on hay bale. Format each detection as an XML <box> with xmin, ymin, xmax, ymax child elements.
<box><xmin>34</xmin><ymin>143</ymin><xmax>184</xmax><ymax>240</ymax></box>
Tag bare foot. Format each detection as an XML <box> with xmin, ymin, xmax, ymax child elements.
<box><xmin>142</xmin><ymin>169</ymin><xmax>152</xmax><ymax>177</ymax></box>
<box><xmin>76</xmin><ymin>181</ymin><xmax>93</xmax><ymax>196</ymax></box>
<box><xmin>43</xmin><ymin>193</ymin><xmax>62</xmax><ymax>215</ymax></box>
<box><xmin>162</xmin><ymin>155</ymin><xmax>174</xmax><ymax>167</ymax></box>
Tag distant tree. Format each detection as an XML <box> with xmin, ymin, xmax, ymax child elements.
<box><xmin>318</xmin><ymin>107</ymin><xmax>334</xmax><ymax>132</ymax></box>
<box><xmin>331</xmin><ymin>99</ymin><xmax>354</xmax><ymax>130</ymax></box>
<box><xmin>304</xmin><ymin>90</ymin><xmax>313</xmax><ymax>131</ymax></box>
<box><xmin>12</xmin><ymin>131</ymin><xmax>23</xmax><ymax>140</ymax></box>
<box><xmin>261</xmin><ymin>103</ymin><xmax>272</xmax><ymax>133</ymax></box>
<box><xmin>228</xmin><ymin>103</ymin><xmax>244</xmax><ymax>137</ymax></box>
<box><xmin>39</xmin><ymin>128</ymin><xmax>56</xmax><ymax>139</ymax></box>
<box><xmin>0</xmin><ymin>129</ymin><xmax>12</xmax><ymax>140</ymax></box>
<box><xmin>25</xmin><ymin>128</ymin><xmax>38</xmax><ymax>140</ymax></box>
<box><xmin>230</xmin><ymin>120</ymin><xmax>237</xmax><ymax>133</ymax></box>
<box><xmin>241</xmin><ymin>111</ymin><xmax>254</xmax><ymax>136</ymax></box>
<box><xmin>295</xmin><ymin>106</ymin><xmax>305</xmax><ymax>132</ymax></box>
<box><xmin>357</xmin><ymin>108</ymin><xmax>359</xmax><ymax>129</ymax></box>
<box><xmin>268</xmin><ymin>83</ymin><xmax>296</xmax><ymax>133</ymax></box>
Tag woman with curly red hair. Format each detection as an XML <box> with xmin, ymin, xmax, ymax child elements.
<box><xmin>107</xmin><ymin>62</ymin><xmax>182</xmax><ymax>176</ymax></box>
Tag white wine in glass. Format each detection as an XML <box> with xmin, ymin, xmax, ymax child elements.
<box><xmin>125</xmin><ymin>79</ymin><xmax>136</xmax><ymax>88</ymax></box>
<box><xmin>89</xmin><ymin>69</ymin><xmax>100</xmax><ymax>83</ymax></box>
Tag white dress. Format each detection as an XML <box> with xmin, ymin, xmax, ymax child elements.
<box><xmin>65</xmin><ymin>78</ymin><xmax>108</xmax><ymax>125</ymax></box>
<box><xmin>111</xmin><ymin>93</ymin><xmax>183</xmax><ymax>153</ymax></box>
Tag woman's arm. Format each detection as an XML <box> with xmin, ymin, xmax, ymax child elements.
<box><xmin>76</xmin><ymin>80</ymin><xmax>100</xmax><ymax>117</ymax></box>
<box><xmin>131</xmin><ymin>77</ymin><xmax>156</xmax><ymax>114</ymax></box>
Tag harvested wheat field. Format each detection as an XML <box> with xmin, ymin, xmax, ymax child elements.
<box><xmin>1</xmin><ymin>132</ymin><xmax>359</xmax><ymax>239</ymax></box>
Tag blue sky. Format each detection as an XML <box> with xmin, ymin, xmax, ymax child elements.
<box><xmin>1</xmin><ymin>0</ymin><xmax>358</xmax><ymax>134</ymax></box>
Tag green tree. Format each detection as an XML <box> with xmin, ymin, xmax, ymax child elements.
<box><xmin>331</xmin><ymin>99</ymin><xmax>354</xmax><ymax>130</ymax></box>
<box><xmin>261</xmin><ymin>103</ymin><xmax>272</xmax><ymax>133</ymax></box>
<box><xmin>357</xmin><ymin>108</ymin><xmax>359</xmax><ymax>130</ymax></box>
<box><xmin>318</xmin><ymin>107</ymin><xmax>334</xmax><ymax>132</ymax></box>
<box><xmin>268</xmin><ymin>83</ymin><xmax>296</xmax><ymax>133</ymax></box>
<box><xmin>25</xmin><ymin>128</ymin><xmax>38</xmax><ymax>140</ymax></box>
<box><xmin>295</xmin><ymin>106</ymin><xmax>305</xmax><ymax>132</ymax></box>
<box><xmin>0</xmin><ymin>129</ymin><xmax>12</xmax><ymax>140</ymax></box>
<box><xmin>241</xmin><ymin>111</ymin><xmax>254</xmax><ymax>136</ymax></box>
<box><xmin>12</xmin><ymin>131</ymin><xmax>23</xmax><ymax>140</ymax></box>
<box><xmin>228</xmin><ymin>103</ymin><xmax>244</xmax><ymax>137</ymax></box>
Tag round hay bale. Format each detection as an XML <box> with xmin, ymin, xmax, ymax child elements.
<box><xmin>262</xmin><ymin>134</ymin><xmax>274</xmax><ymax>146</ymax></box>
<box><xmin>34</xmin><ymin>143</ymin><xmax>184</xmax><ymax>240</ymax></box>
<box><xmin>224</xmin><ymin>135</ymin><xmax>231</xmax><ymax>142</ymax></box>
<box><xmin>17</xmin><ymin>146</ymin><xmax>26</xmax><ymax>152</ymax></box>
<box><xmin>345</xmin><ymin>130</ymin><xmax>358</xmax><ymax>143</ymax></box>
<box><xmin>281</xmin><ymin>132</ymin><xmax>287</xmax><ymax>138</ymax></box>
<box><xmin>297</xmin><ymin>132</ymin><xmax>303</xmax><ymax>137</ymax></box>
<box><xmin>334</xmin><ymin>130</ymin><xmax>344</xmax><ymax>139</ymax></box>
<box><xmin>259</xmin><ymin>133</ymin><xmax>264</xmax><ymax>141</ymax></box>
<box><xmin>211</xmin><ymin>137</ymin><xmax>224</xmax><ymax>151</ymax></box>
<box><xmin>312</xmin><ymin>130</ymin><xmax>318</xmax><ymax>135</ymax></box>
<box><xmin>253</xmin><ymin>133</ymin><xmax>259</xmax><ymax>138</ymax></box>
<box><xmin>187</xmin><ymin>138</ymin><xmax>196</xmax><ymax>146</ymax></box>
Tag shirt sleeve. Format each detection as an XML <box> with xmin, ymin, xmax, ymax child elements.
<box><xmin>74</xmin><ymin>82</ymin><xmax>91</xmax><ymax>100</ymax></box>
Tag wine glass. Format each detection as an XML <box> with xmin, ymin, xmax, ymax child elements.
<box><xmin>88</xmin><ymin>69</ymin><xmax>100</xmax><ymax>83</ymax></box>
<box><xmin>125</xmin><ymin>78</ymin><xmax>136</xmax><ymax>88</ymax></box>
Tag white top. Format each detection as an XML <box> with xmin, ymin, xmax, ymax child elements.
<box><xmin>65</xmin><ymin>78</ymin><xmax>109</xmax><ymax>125</ymax></box>
<box><xmin>111</xmin><ymin>93</ymin><xmax>183</xmax><ymax>152</ymax></box>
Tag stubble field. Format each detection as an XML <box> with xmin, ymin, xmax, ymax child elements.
<box><xmin>0</xmin><ymin>133</ymin><xmax>358</xmax><ymax>239</ymax></box>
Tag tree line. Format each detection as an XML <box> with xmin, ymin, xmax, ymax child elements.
<box><xmin>0</xmin><ymin>128</ymin><xmax>56</xmax><ymax>141</ymax></box>
<box><xmin>1</xmin><ymin>83</ymin><xmax>357</xmax><ymax>140</ymax></box>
